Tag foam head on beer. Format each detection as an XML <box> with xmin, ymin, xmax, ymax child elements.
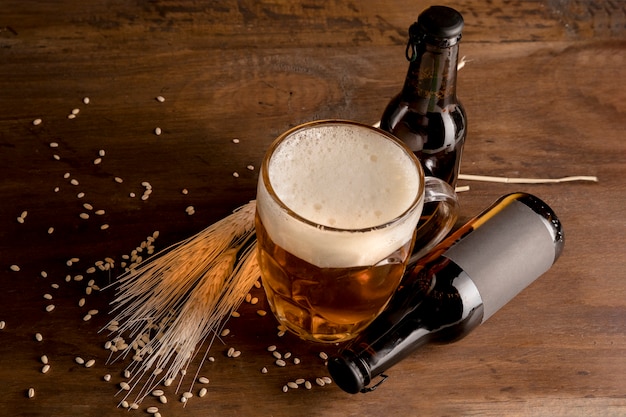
<box><xmin>257</xmin><ymin>122</ymin><xmax>423</xmax><ymax>268</ymax></box>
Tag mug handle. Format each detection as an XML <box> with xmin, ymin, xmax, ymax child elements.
<box><xmin>409</xmin><ymin>176</ymin><xmax>459</xmax><ymax>263</ymax></box>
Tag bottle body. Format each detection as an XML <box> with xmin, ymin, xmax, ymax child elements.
<box><xmin>328</xmin><ymin>193</ymin><xmax>564</xmax><ymax>394</ymax></box>
<box><xmin>380</xmin><ymin>6</ymin><xmax>466</xmax><ymax>187</ymax></box>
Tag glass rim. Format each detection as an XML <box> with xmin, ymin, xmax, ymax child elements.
<box><xmin>260</xmin><ymin>119</ymin><xmax>425</xmax><ymax>234</ymax></box>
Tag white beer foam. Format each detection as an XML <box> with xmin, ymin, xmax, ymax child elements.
<box><xmin>258</xmin><ymin>123</ymin><xmax>423</xmax><ymax>268</ymax></box>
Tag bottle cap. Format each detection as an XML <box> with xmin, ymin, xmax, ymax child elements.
<box><xmin>410</xmin><ymin>6</ymin><xmax>464</xmax><ymax>47</ymax></box>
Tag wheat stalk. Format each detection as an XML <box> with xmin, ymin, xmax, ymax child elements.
<box><xmin>102</xmin><ymin>200</ymin><xmax>259</xmax><ymax>404</ymax></box>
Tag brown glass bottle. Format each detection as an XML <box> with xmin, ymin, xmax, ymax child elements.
<box><xmin>328</xmin><ymin>193</ymin><xmax>565</xmax><ymax>394</ymax></box>
<box><xmin>380</xmin><ymin>6</ymin><xmax>466</xmax><ymax>187</ymax></box>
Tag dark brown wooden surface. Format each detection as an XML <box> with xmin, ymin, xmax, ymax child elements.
<box><xmin>1</xmin><ymin>1</ymin><xmax>625</xmax><ymax>416</ymax></box>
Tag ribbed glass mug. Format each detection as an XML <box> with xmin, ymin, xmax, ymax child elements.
<box><xmin>255</xmin><ymin>120</ymin><xmax>458</xmax><ymax>343</ymax></box>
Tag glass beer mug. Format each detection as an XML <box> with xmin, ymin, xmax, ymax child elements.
<box><xmin>255</xmin><ymin>120</ymin><xmax>458</xmax><ymax>343</ymax></box>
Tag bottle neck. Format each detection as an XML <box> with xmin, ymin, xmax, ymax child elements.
<box><xmin>328</xmin><ymin>260</ymin><xmax>483</xmax><ymax>393</ymax></box>
<box><xmin>401</xmin><ymin>42</ymin><xmax>460</xmax><ymax>110</ymax></box>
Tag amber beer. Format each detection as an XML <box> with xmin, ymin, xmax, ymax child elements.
<box><xmin>256</xmin><ymin>121</ymin><xmax>424</xmax><ymax>343</ymax></box>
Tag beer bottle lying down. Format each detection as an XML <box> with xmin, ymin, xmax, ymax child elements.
<box><xmin>327</xmin><ymin>192</ymin><xmax>564</xmax><ymax>394</ymax></box>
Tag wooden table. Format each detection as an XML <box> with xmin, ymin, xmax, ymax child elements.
<box><xmin>1</xmin><ymin>1</ymin><xmax>624</xmax><ymax>416</ymax></box>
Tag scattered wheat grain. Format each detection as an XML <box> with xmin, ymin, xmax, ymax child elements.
<box><xmin>35</xmin><ymin>333</ymin><xmax>43</xmax><ymax>341</ymax></box>
<box><xmin>85</xmin><ymin>359</ymin><xmax>95</xmax><ymax>368</ymax></box>
<box><xmin>41</xmin><ymin>364</ymin><xmax>50</xmax><ymax>374</ymax></box>
<box><xmin>33</xmin><ymin>118</ymin><xmax>42</xmax><ymax>125</ymax></box>
<box><xmin>45</xmin><ymin>304</ymin><xmax>55</xmax><ymax>312</ymax></box>
<box><xmin>10</xmin><ymin>265</ymin><xmax>20</xmax><ymax>272</ymax></box>
<box><xmin>28</xmin><ymin>387</ymin><xmax>35</xmax><ymax>398</ymax></box>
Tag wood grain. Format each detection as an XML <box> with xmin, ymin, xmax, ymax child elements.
<box><xmin>0</xmin><ymin>1</ymin><xmax>625</xmax><ymax>416</ymax></box>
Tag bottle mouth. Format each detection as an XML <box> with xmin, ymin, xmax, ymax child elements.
<box><xmin>327</xmin><ymin>355</ymin><xmax>368</xmax><ymax>394</ymax></box>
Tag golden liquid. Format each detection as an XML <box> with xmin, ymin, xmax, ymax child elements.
<box><xmin>256</xmin><ymin>214</ymin><xmax>412</xmax><ymax>343</ymax></box>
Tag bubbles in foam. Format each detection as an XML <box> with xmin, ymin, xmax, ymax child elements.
<box><xmin>268</xmin><ymin>124</ymin><xmax>420</xmax><ymax>229</ymax></box>
<box><xmin>258</xmin><ymin>122</ymin><xmax>423</xmax><ymax>268</ymax></box>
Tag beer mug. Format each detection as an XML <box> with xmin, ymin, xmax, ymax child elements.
<box><xmin>256</xmin><ymin>120</ymin><xmax>458</xmax><ymax>343</ymax></box>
